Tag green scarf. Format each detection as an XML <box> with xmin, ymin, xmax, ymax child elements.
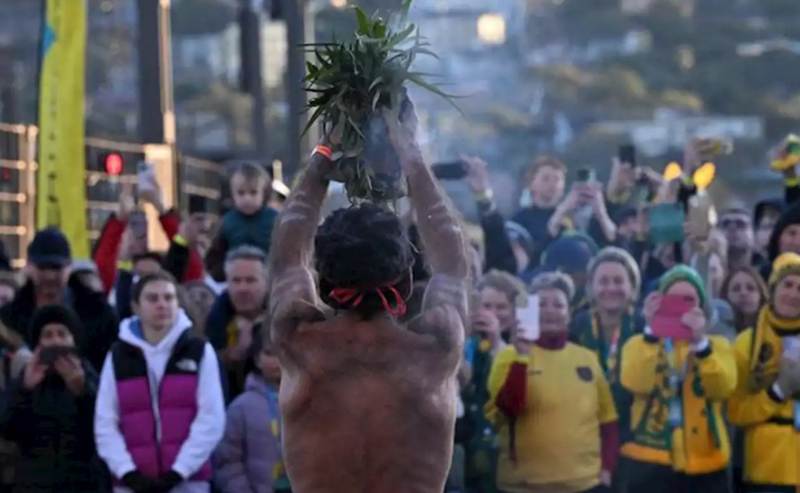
<box><xmin>630</xmin><ymin>340</ymin><xmax>721</xmax><ymax>452</ymax></box>
<box><xmin>580</xmin><ymin>311</ymin><xmax>636</xmax><ymax>384</ymax></box>
<box><xmin>748</xmin><ymin>305</ymin><xmax>800</xmax><ymax>393</ymax></box>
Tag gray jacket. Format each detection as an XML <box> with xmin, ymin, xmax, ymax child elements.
<box><xmin>213</xmin><ymin>374</ymin><xmax>283</xmax><ymax>493</ymax></box>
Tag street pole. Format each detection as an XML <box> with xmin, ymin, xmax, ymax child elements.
<box><xmin>136</xmin><ymin>0</ymin><xmax>177</xmax><ymax>251</ymax></box>
<box><xmin>136</xmin><ymin>0</ymin><xmax>176</xmax><ymax>145</ymax></box>
<box><xmin>284</xmin><ymin>0</ymin><xmax>307</xmax><ymax>177</ymax></box>
<box><xmin>240</xmin><ymin>0</ymin><xmax>269</xmax><ymax>160</ymax></box>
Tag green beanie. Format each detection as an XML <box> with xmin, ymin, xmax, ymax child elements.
<box><xmin>658</xmin><ymin>265</ymin><xmax>708</xmax><ymax>310</ymax></box>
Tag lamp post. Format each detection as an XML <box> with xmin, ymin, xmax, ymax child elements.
<box><xmin>477</xmin><ymin>12</ymin><xmax>506</xmax><ymax>46</ymax></box>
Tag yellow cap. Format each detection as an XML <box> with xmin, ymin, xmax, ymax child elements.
<box><xmin>769</xmin><ymin>252</ymin><xmax>800</xmax><ymax>288</ymax></box>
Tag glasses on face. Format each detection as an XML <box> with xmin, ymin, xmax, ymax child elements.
<box><xmin>720</xmin><ymin>218</ymin><xmax>749</xmax><ymax>229</ymax></box>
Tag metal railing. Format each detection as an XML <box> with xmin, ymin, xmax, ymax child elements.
<box><xmin>0</xmin><ymin>124</ymin><xmax>36</xmax><ymax>268</ymax></box>
<box><xmin>0</xmin><ymin>124</ymin><xmax>223</xmax><ymax>265</ymax></box>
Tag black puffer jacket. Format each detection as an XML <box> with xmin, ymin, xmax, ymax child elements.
<box><xmin>0</xmin><ymin>276</ymin><xmax>118</xmax><ymax>371</ymax></box>
<box><xmin>0</xmin><ymin>361</ymin><xmax>109</xmax><ymax>493</ymax></box>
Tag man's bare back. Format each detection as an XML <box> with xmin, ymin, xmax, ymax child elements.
<box><xmin>278</xmin><ymin>311</ymin><xmax>462</xmax><ymax>493</ymax></box>
<box><xmin>268</xmin><ymin>104</ymin><xmax>469</xmax><ymax>493</ymax></box>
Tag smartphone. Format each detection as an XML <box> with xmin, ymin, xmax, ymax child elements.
<box><xmin>516</xmin><ymin>295</ymin><xmax>540</xmax><ymax>342</ymax></box>
<box><xmin>576</xmin><ymin>168</ymin><xmax>596</xmax><ymax>183</ymax></box>
<box><xmin>432</xmin><ymin>161</ymin><xmax>467</xmax><ymax>180</ymax></box>
<box><xmin>686</xmin><ymin>194</ymin><xmax>716</xmax><ymax>240</ymax></box>
<box><xmin>39</xmin><ymin>345</ymin><xmax>77</xmax><ymax>366</ymax></box>
<box><xmin>647</xmin><ymin>203</ymin><xmax>685</xmax><ymax>245</ymax></box>
<box><xmin>651</xmin><ymin>294</ymin><xmax>695</xmax><ymax>341</ymax></box>
<box><xmin>137</xmin><ymin>161</ymin><xmax>155</xmax><ymax>191</ymax></box>
<box><xmin>619</xmin><ymin>144</ymin><xmax>637</xmax><ymax>167</ymax></box>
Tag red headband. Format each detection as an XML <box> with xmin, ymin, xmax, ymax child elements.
<box><xmin>329</xmin><ymin>279</ymin><xmax>408</xmax><ymax>318</ymax></box>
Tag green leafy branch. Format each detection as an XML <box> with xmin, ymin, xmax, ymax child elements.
<box><xmin>302</xmin><ymin>1</ymin><xmax>457</xmax><ymax>200</ymax></box>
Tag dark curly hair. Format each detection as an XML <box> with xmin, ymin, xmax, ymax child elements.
<box><xmin>315</xmin><ymin>204</ymin><xmax>414</xmax><ymax>318</ymax></box>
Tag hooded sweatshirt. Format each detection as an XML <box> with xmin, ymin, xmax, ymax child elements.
<box><xmin>764</xmin><ymin>201</ymin><xmax>800</xmax><ymax>280</ymax></box>
<box><xmin>95</xmin><ymin>310</ymin><xmax>225</xmax><ymax>492</ymax></box>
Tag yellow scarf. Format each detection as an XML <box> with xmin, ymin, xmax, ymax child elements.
<box><xmin>748</xmin><ymin>306</ymin><xmax>800</xmax><ymax>392</ymax></box>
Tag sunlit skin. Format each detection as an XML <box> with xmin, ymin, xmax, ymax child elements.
<box><xmin>726</xmin><ymin>271</ymin><xmax>763</xmax><ymax>318</ymax></box>
<box><xmin>231</xmin><ymin>173</ymin><xmax>266</xmax><ymax>216</ymax></box>
<box><xmin>479</xmin><ymin>287</ymin><xmax>516</xmax><ymax>334</ymax></box>
<box><xmin>133</xmin><ymin>280</ymin><xmax>179</xmax><ymax>345</ymax></box>
<box><xmin>529</xmin><ymin>165</ymin><xmax>566</xmax><ymax>208</ymax></box>
<box><xmin>773</xmin><ymin>274</ymin><xmax>800</xmax><ymax>320</ymax></box>
<box><xmin>591</xmin><ymin>262</ymin><xmax>634</xmax><ymax>315</ymax></box>
<box><xmin>779</xmin><ymin>224</ymin><xmax>800</xmax><ymax>256</ymax></box>
<box><xmin>719</xmin><ymin>211</ymin><xmax>754</xmax><ymax>252</ymax></box>
<box><xmin>537</xmin><ymin>287</ymin><xmax>570</xmax><ymax>335</ymax></box>
<box><xmin>225</xmin><ymin>259</ymin><xmax>268</xmax><ymax>319</ymax></box>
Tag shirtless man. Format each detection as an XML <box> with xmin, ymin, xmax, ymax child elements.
<box><xmin>268</xmin><ymin>101</ymin><xmax>469</xmax><ymax>493</ymax></box>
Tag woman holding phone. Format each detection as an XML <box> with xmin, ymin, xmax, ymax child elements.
<box><xmin>0</xmin><ymin>305</ymin><xmax>107</xmax><ymax>492</ymax></box>
<box><xmin>571</xmin><ymin>247</ymin><xmax>644</xmax><ymax>440</ymax></box>
<box><xmin>728</xmin><ymin>253</ymin><xmax>800</xmax><ymax>493</ymax></box>
<box><xmin>486</xmin><ymin>272</ymin><xmax>619</xmax><ymax>493</ymax></box>
<box><xmin>619</xmin><ymin>265</ymin><xmax>737</xmax><ymax>493</ymax></box>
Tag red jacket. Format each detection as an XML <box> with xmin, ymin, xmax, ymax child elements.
<box><xmin>93</xmin><ymin>210</ymin><xmax>204</xmax><ymax>293</ymax></box>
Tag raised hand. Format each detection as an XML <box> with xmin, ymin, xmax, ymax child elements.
<box><xmin>118</xmin><ymin>183</ymin><xmax>136</xmax><ymax>222</ymax></box>
<box><xmin>462</xmin><ymin>156</ymin><xmax>491</xmax><ymax>195</ymax></box>
<box><xmin>681</xmin><ymin>307</ymin><xmax>708</xmax><ymax>345</ymax></box>
<box><xmin>53</xmin><ymin>354</ymin><xmax>85</xmax><ymax>395</ymax></box>
<box><xmin>643</xmin><ymin>292</ymin><xmax>663</xmax><ymax>328</ymax></box>
<box><xmin>382</xmin><ymin>98</ymin><xmax>423</xmax><ymax>172</ymax></box>
<box><xmin>23</xmin><ymin>349</ymin><xmax>48</xmax><ymax>390</ymax></box>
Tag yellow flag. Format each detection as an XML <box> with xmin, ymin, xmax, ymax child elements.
<box><xmin>37</xmin><ymin>0</ymin><xmax>89</xmax><ymax>258</ymax></box>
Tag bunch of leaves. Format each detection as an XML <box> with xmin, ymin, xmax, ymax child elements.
<box><xmin>303</xmin><ymin>0</ymin><xmax>455</xmax><ymax>201</ymax></box>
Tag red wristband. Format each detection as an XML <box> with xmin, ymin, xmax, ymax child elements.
<box><xmin>313</xmin><ymin>145</ymin><xmax>333</xmax><ymax>161</ymax></box>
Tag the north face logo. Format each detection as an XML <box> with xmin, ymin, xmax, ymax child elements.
<box><xmin>176</xmin><ymin>359</ymin><xmax>198</xmax><ymax>372</ymax></box>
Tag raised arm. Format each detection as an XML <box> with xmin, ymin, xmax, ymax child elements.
<box><xmin>384</xmin><ymin>103</ymin><xmax>469</xmax><ymax>322</ymax></box>
<box><xmin>268</xmin><ymin>151</ymin><xmax>330</xmax><ymax>342</ymax></box>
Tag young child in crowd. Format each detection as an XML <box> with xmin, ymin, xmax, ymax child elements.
<box><xmin>206</xmin><ymin>162</ymin><xmax>278</xmax><ymax>281</ymax></box>
<box><xmin>214</xmin><ymin>329</ymin><xmax>290</xmax><ymax>493</ymax></box>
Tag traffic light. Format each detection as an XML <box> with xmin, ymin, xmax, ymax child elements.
<box><xmin>102</xmin><ymin>152</ymin><xmax>124</xmax><ymax>176</ymax></box>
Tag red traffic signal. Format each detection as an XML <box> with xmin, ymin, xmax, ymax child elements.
<box><xmin>103</xmin><ymin>152</ymin><xmax>124</xmax><ymax>176</ymax></box>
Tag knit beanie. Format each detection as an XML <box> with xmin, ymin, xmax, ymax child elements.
<box><xmin>658</xmin><ymin>265</ymin><xmax>708</xmax><ymax>310</ymax></box>
<box><xmin>769</xmin><ymin>253</ymin><xmax>800</xmax><ymax>290</ymax></box>
<box><xmin>29</xmin><ymin>305</ymin><xmax>84</xmax><ymax>348</ymax></box>
<box><xmin>541</xmin><ymin>233</ymin><xmax>599</xmax><ymax>274</ymax></box>
<box><xmin>588</xmin><ymin>246</ymin><xmax>642</xmax><ymax>298</ymax></box>
<box><xmin>754</xmin><ymin>199</ymin><xmax>784</xmax><ymax>228</ymax></box>
<box><xmin>768</xmin><ymin>201</ymin><xmax>800</xmax><ymax>262</ymax></box>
